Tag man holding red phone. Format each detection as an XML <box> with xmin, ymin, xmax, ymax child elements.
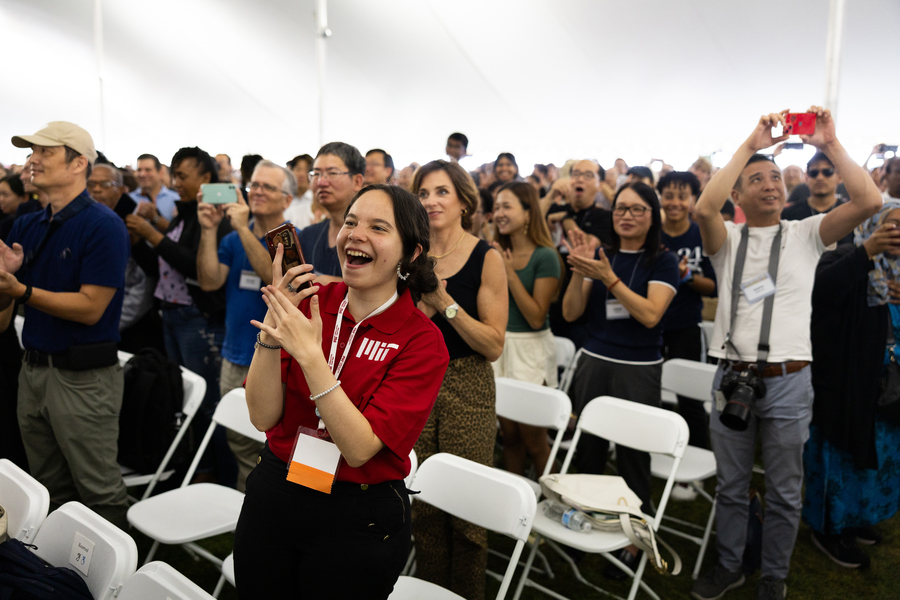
<box><xmin>197</xmin><ymin>159</ymin><xmax>296</xmax><ymax>490</ymax></box>
<box><xmin>691</xmin><ymin>107</ymin><xmax>883</xmax><ymax>600</ymax></box>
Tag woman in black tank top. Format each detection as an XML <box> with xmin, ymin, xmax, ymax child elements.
<box><xmin>409</xmin><ymin>160</ymin><xmax>508</xmax><ymax>599</ymax></box>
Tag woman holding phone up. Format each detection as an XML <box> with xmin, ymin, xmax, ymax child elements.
<box><xmin>232</xmin><ymin>185</ymin><xmax>449</xmax><ymax>599</ymax></box>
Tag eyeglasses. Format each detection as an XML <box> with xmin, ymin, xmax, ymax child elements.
<box><xmin>808</xmin><ymin>168</ymin><xmax>835</xmax><ymax>178</ymax></box>
<box><xmin>309</xmin><ymin>170</ymin><xmax>351</xmax><ymax>181</ymax></box>
<box><xmin>248</xmin><ymin>181</ymin><xmax>285</xmax><ymax>194</ymax></box>
<box><xmin>87</xmin><ymin>181</ymin><xmax>117</xmax><ymax>189</ymax></box>
<box><xmin>613</xmin><ymin>204</ymin><xmax>649</xmax><ymax>217</ymax></box>
<box><xmin>570</xmin><ymin>170</ymin><xmax>598</xmax><ymax>180</ymax></box>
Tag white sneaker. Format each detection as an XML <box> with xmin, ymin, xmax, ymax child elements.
<box><xmin>670</xmin><ymin>482</ymin><xmax>699</xmax><ymax>501</ymax></box>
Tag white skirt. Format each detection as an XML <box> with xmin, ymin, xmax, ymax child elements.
<box><xmin>492</xmin><ymin>329</ymin><xmax>558</xmax><ymax>388</ymax></box>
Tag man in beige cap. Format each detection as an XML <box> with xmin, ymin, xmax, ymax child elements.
<box><xmin>0</xmin><ymin>121</ymin><xmax>130</xmax><ymax>527</ymax></box>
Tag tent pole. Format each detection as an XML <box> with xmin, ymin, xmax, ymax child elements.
<box><xmin>315</xmin><ymin>0</ymin><xmax>330</xmax><ymax>147</ymax></box>
<box><xmin>93</xmin><ymin>0</ymin><xmax>106</xmax><ymax>150</ymax></box>
<box><xmin>823</xmin><ymin>0</ymin><xmax>846</xmax><ymax>117</ymax></box>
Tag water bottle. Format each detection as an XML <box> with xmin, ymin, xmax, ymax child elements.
<box><xmin>543</xmin><ymin>501</ymin><xmax>592</xmax><ymax>532</ymax></box>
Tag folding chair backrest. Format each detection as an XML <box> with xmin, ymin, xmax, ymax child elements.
<box><xmin>0</xmin><ymin>458</ymin><xmax>50</xmax><ymax>544</ymax></box>
<box><xmin>179</xmin><ymin>367</ymin><xmax>207</xmax><ymax>420</ymax></box>
<box><xmin>118</xmin><ymin>561</ymin><xmax>216</xmax><ymax>600</ymax></box>
<box><xmin>554</xmin><ymin>336</ymin><xmax>576</xmax><ymax>371</ymax></box>
<box><xmin>661</xmin><ymin>358</ymin><xmax>717</xmax><ymax>403</ymax></box>
<box><xmin>495</xmin><ymin>378</ymin><xmax>572</xmax><ymax>431</ymax></box>
<box><xmin>405</xmin><ymin>449</ymin><xmax>418</xmax><ymax>489</ymax></box>
<box><xmin>14</xmin><ymin>315</ymin><xmax>23</xmax><ymax>346</ymax></box>
<box><xmin>32</xmin><ymin>501</ymin><xmax>138</xmax><ymax>600</ymax></box>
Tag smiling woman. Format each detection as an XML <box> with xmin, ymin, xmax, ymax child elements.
<box><xmin>234</xmin><ymin>184</ymin><xmax>449</xmax><ymax>600</ymax></box>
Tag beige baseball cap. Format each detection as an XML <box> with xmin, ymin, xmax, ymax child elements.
<box><xmin>12</xmin><ymin>121</ymin><xmax>97</xmax><ymax>165</ymax></box>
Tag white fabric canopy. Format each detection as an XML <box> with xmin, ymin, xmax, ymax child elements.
<box><xmin>1</xmin><ymin>0</ymin><xmax>898</xmax><ymax>171</ymax></box>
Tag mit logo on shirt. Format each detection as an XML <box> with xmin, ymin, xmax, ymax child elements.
<box><xmin>356</xmin><ymin>337</ymin><xmax>399</xmax><ymax>362</ymax></box>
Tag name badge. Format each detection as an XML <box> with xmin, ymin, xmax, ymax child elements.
<box><xmin>239</xmin><ymin>269</ymin><xmax>262</xmax><ymax>291</ymax></box>
<box><xmin>287</xmin><ymin>426</ymin><xmax>341</xmax><ymax>494</ymax></box>
<box><xmin>606</xmin><ymin>300</ymin><xmax>630</xmax><ymax>320</ymax></box>
<box><xmin>741</xmin><ymin>273</ymin><xmax>776</xmax><ymax>304</ymax></box>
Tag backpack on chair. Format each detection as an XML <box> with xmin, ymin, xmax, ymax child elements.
<box><xmin>0</xmin><ymin>537</ymin><xmax>93</xmax><ymax>600</ymax></box>
<box><xmin>117</xmin><ymin>348</ymin><xmax>186</xmax><ymax>475</ymax></box>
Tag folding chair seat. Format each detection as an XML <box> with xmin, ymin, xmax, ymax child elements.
<box><xmin>514</xmin><ymin>396</ymin><xmax>689</xmax><ymax>600</ymax></box>
<box><xmin>0</xmin><ymin>458</ymin><xmax>50</xmax><ymax>543</ymax></box>
<box><xmin>31</xmin><ymin>501</ymin><xmax>138</xmax><ymax>600</ymax></box>
<box><xmin>652</xmin><ymin>358</ymin><xmax>719</xmax><ymax>579</ymax></box>
<box><xmin>126</xmin><ymin>388</ymin><xmax>266</xmax><ymax>569</ymax></box>
<box><xmin>119</xmin><ymin>561</ymin><xmax>216</xmax><ymax>599</ymax></box>
<box><xmin>390</xmin><ymin>453</ymin><xmax>537</xmax><ymax>600</ymax></box>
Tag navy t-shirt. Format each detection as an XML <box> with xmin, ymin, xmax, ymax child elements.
<box><xmin>660</xmin><ymin>222</ymin><xmax>717</xmax><ymax>331</ymax></box>
<box><xmin>583</xmin><ymin>248</ymin><xmax>679</xmax><ymax>363</ymax></box>
<box><xmin>7</xmin><ymin>190</ymin><xmax>129</xmax><ymax>353</ymax></box>
<box><xmin>298</xmin><ymin>219</ymin><xmax>342</xmax><ymax>277</ymax></box>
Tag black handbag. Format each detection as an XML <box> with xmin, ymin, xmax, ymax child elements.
<box><xmin>877</xmin><ymin>319</ymin><xmax>900</xmax><ymax>424</ymax></box>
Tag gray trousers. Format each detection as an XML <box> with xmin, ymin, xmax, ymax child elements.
<box><xmin>17</xmin><ymin>361</ymin><xmax>129</xmax><ymax>528</ymax></box>
<box><xmin>709</xmin><ymin>363</ymin><xmax>813</xmax><ymax>580</ymax></box>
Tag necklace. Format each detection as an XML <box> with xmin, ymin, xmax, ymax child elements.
<box><xmin>430</xmin><ymin>231</ymin><xmax>467</xmax><ymax>259</ymax></box>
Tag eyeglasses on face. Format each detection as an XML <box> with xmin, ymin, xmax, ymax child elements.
<box><xmin>570</xmin><ymin>170</ymin><xmax>598</xmax><ymax>180</ymax></box>
<box><xmin>87</xmin><ymin>181</ymin><xmax>117</xmax><ymax>189</ymax></box>
<box><xmin>808</xmin><ymin>168</ymin><xmax>835</xmax><ymax>178</ymax></box>
<box><xmin>309</xmin><ymin>170</ymin><xmax>351</xmax><ymax>181</ymax></box>
<box><xmin>613</xmin><ymin>204</ymin><xmax>649</xmax><ymax>217</ymax></box>
<box><xmin>248</xmin><ymin>181</ymin><xmax>285</xmax><ymax>194</ymax></box>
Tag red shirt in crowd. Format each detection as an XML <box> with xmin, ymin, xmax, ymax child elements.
<box><xmin>268</xmin><ymin>282</ymin><xmax>449</xmax><ymax>484</ymax></box>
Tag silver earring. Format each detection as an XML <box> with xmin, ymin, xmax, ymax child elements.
<box><xmin>397</xmin><ymin>262</ymin><xmax>409</xmax><ymax>281</ymax></box>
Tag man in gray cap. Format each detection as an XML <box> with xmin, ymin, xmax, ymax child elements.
<box><xmin>0</xmin><ymin>121</ymin><xmax>130</xmax><ymax>526</ymax></box>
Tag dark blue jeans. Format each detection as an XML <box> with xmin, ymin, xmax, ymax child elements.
<box><xmin>161</xmin><ymin>304</ymin><xmax>235</xmax><ymax>485</ymax></box>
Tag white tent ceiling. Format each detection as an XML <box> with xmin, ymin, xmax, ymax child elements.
<box><xmin>1</xmin><ymin>0</ymin><xmax>898</xmax><ymax>172</ymax></box>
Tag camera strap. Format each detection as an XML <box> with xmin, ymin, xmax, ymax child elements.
<box><xmin>724</xmin><ymin>223</ymin><xmax>783</xmax><ymax>365</ymax></box>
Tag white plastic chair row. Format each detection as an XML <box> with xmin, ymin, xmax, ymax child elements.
<box><xmin>0</xmin><ymin>458</ymin><xmax>49</xmax><ymax>544</ymax></box>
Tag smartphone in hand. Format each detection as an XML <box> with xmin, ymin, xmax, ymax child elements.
<box><xmin>264</xmin><ymin>223</ymin><xmax>310</xmax><ymax>290</ymax></box>
<box><xmin>784</xmin><ymin>113</ymin><xmax>816</xmax><ymax>136</ymax></box>
<box><xmin>201</xmin><ymin>183</ymin><xmax>240</xmax><ymax>204</ymax></box>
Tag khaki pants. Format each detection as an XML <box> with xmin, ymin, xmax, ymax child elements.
<box><xmin>17</xmin><ymin>361</ymin><xmax>129</xmax><ymax>528</ymax></box>
<box><xmin>221</xmin><ymin>358</ymin><xmax>264</xmax><ymax>492</ymax></box>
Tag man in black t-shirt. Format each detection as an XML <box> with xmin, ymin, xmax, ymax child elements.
<box><xmin>783</xmin><ymin>152</ymin><xmax>852</xmax><ymax>244</ymax></box>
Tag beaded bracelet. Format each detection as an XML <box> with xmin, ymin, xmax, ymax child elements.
<box><xmin>255</xmin><ymin>331</ymin><xmax>282</xmax><ymax>350</ymax></box>
<box><xmin>310</xmin><ymin>380</ymin><xmax>341</xmax><ymax>401</ymax></box>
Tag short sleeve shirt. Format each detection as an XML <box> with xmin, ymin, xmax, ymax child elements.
<box><xmin>583</xmin><ymin>249</ymin><xmax>679</xmax><ymax>363</ymax></box>
<box><xmin>297</xmin><ymin>219</ymin><xmax>342</xmax><ymax>277</ymax></box>
<box><xmin>707</xmin><ymin>216</ymin><xmax>827</xmax><ymax>362</ymax></box>
<box><xmin>7</xmin><ymin>191</ymin><xmax>130</xmax><ymax>353</ymax></box>
<box><xmin>660</xmin><ymin>222</ymin><xmax>717</xmax><ymax>331</ymax></box>
<box><xmin>218</xmin><ymin>229</ymin><xmax>271</xmax><ymax>366</ymax></box>
<box><xmin>507</xmin><ymin>246</ymin><xmax>561</xmax><ymax>332</ymax></box>
<box><xmin>270</xmin><ymin>282</ymin><xmax>450</xmax><ymax>483</ymax></box>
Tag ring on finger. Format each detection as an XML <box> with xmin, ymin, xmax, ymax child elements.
<box><xmin>286</xmin><ymin>283</ymin><xmax>296</xmax><ymax>293</ymax></box>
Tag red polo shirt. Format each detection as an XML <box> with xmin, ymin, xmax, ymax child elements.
<box><xmin>269</xmin><ymin>282</ymin><xmax>449</xmax><ymax>484</ymax></box>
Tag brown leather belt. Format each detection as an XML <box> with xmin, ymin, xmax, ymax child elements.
<box><xmin>725</xmin><ymin>360</ymin><xmax>810</xmax><ymax>378</ymax></box>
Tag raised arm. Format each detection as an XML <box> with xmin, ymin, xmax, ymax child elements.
<box><xmin>196</xmin><ymin>203</ymin><xmax>230</xmax><ymax>291</ymax></box>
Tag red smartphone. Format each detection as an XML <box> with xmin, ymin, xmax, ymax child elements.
<box><xmin>264</xmin><ymin>223</ymin><xmax>310</xmax><ymax>290</ymax></box>
<box><xmin>784</xmin><ymin>113</ymin><xmax>816</xmax><ymax>135</ymax></box>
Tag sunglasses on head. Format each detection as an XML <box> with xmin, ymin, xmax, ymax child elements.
<box><xmin>808</xmin><ymin>168</ymin><xmax>835</xmax><ymax>178</ymax></box>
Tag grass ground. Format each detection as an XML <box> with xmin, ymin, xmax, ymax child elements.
<box><xmin>131</xmin><ymin>466</ymin><xmax>900</xmax><ymax>599</ymax></box>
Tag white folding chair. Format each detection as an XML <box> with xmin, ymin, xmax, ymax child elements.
<box><xmin>699</xmin><ymin>320</ymin><xmax>715</xmax><ymax>361</ymax></box>
<box><xmin>127</xmin><ymin>388</ymin><xmax>266</xmax><ymax>569</ymax></box>
<box><xmin>390</xmin><ymin>453</ymin><xmax>537</xmax><ymax>600</ymax></box>
<box><xmin>119</xmin><ymin>561</ymin><xmax>216</xmax><ymax>599</ymax></box>
<box><xmin>514</xmin><ymin>396</ymin><xmax>689</xmax><ymax>600</ymax></box>
<box><xmin>556</xmin><ymin>341</ymin><xmax>581</xmax><ymax>395</ymax></box>
<box><xmin>554</xmin><ymin>336</ymin><xmax>575</xmax><ymax>378</ymax></box>
<box><xmin>14</xmin><ymin>314</ymin><xmax>24</xmax><ymax>346</ymax></box>
<box><xmin>31</xmin><ymin>501</ymin><xmax>138</xmax><ymax>600</ymax></box>
<box><xmin>652</xmin><ymin>358</ymin><xmax>719</xmax><ymax>579</ymax></box>
<box><xmin>119</xmin><ymin>359</ymin><xmax>207</xmax><ymax>500</ymax></box>
<box><xmin>0</xmin><ymin>458</ymin><xmax>50</xmax><ymax>544</ymax></box>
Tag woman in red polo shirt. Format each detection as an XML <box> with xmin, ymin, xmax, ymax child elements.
<box><xmin>232</xmin><ymin>185</ymin><xmax>449</xmax><ymax>599</ymax></box>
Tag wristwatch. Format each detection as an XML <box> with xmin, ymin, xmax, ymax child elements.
<box><xmin>444</xmin><ymin>303</ymin><xmax>459</xmax><ymax>320</ymax></box>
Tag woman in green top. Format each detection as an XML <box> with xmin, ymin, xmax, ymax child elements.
<box><xmin>491</xmin><ymin>181</ymin><xmax>563</xmax><ymax>477</ymax></box>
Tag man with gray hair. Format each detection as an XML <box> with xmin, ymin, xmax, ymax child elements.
<box><xmin>196</xmin><ymin>158</ymin><xmax>296</xmax><ymax>489</ymax></box>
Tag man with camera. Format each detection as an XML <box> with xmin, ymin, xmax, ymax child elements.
<box><xmin>690</xmin><ymin>107</ymin><xmax>883</xmax><ymax>600</ymax></box>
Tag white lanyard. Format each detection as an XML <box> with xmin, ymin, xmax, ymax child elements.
<box><xmin>326</xmin><ymin>291</ymin><xmax>398</xmax><ymax>381</ymax></box>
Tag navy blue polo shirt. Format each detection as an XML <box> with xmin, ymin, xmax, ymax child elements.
<box><xmin>6</xmin><ymin>190</ymin><xmax>130</xmax><ymax>354</ymax></box>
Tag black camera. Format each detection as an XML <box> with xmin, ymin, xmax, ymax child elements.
<box><xmin>718</xmin><ymin>367</ymin><xmax>767</xmax><ymax>431</ymax></box>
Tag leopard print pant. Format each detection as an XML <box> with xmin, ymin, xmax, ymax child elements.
<box><xmin>412</xmin><ymin>354</ymin><xmax>496</xmax><ymax>600</ymax></box>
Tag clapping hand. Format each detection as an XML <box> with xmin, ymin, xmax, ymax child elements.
<box><xmin>563</xmin><ymin>229</ymin><xmax>613</xmax><ymax>284</ymax></box>
<box><xmin>0</xmin><ymin>239</ymin><xmax>24</xmax><ymax>274</ymax></box>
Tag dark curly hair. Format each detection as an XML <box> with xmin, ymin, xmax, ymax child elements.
<box><xmin>344</xmin><ymin>184</ymin><xmax>439</xmax><ymax>304</ymax></box>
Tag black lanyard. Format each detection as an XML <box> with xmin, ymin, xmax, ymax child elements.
<box><xmin>21</xmin><ymin>195</ymin><xmax>93</xmax><ymax>281</ymax></box>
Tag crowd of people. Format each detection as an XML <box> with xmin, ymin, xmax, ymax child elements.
<box><xmin>0</xmin><ymin>110</ymin><xmax>898</xmax><ymax>600</ymax></box>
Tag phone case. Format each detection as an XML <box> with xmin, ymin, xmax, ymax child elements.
<box><xmin>264</xmin><ymin>224</ymin><xmax>310</xmax><ymax>290</ymax></box>
<box><xmin>784</xmin><ymin>113</ymin><xmax>816</xmax><ymax>135</ymax></box>
<box><xmin>201</xmin><ymin>183</ymin><xmax>239</xmax><ymax>204</ymax></box>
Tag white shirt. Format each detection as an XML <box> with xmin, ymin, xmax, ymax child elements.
<box><xmin>707</xmin><ymin>216</ymin><xmax>827</xmax><ymax>362</ymax></box>
<box><xmin>283</xmin><ymin>189</ymin><xmax>314</xmax><ymax>230</ymax></box>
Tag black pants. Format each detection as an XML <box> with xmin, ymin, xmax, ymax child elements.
<box><xmin>570</xmin><ymin>353</ymin><xmax>661</xmax><ymax>514</ymax></box>
<box><xmin>662</xmin><ymin>326</ymin><xmax>710</xmax><ymax>449</ymax></box>
<box><xmin>233</xmin><ymin>445</ymin><xmax>411</xmax><ymax>599</ymax></box>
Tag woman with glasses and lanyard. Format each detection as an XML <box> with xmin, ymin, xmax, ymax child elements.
<box><xmin>562</xmin><ymin>181</ymin><xmax>679</xmax><ymax>578</ymax></box>
<box><xmin>233</xmin><ymin>185</ymin><xmax>449</xmax><ymax>599</ymax></box>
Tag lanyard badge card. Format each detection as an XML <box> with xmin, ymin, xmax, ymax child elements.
<box><xmin>287</xmin><ymin>426</ymin><xmax>342</xmax><ymax>494</ymax></box>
